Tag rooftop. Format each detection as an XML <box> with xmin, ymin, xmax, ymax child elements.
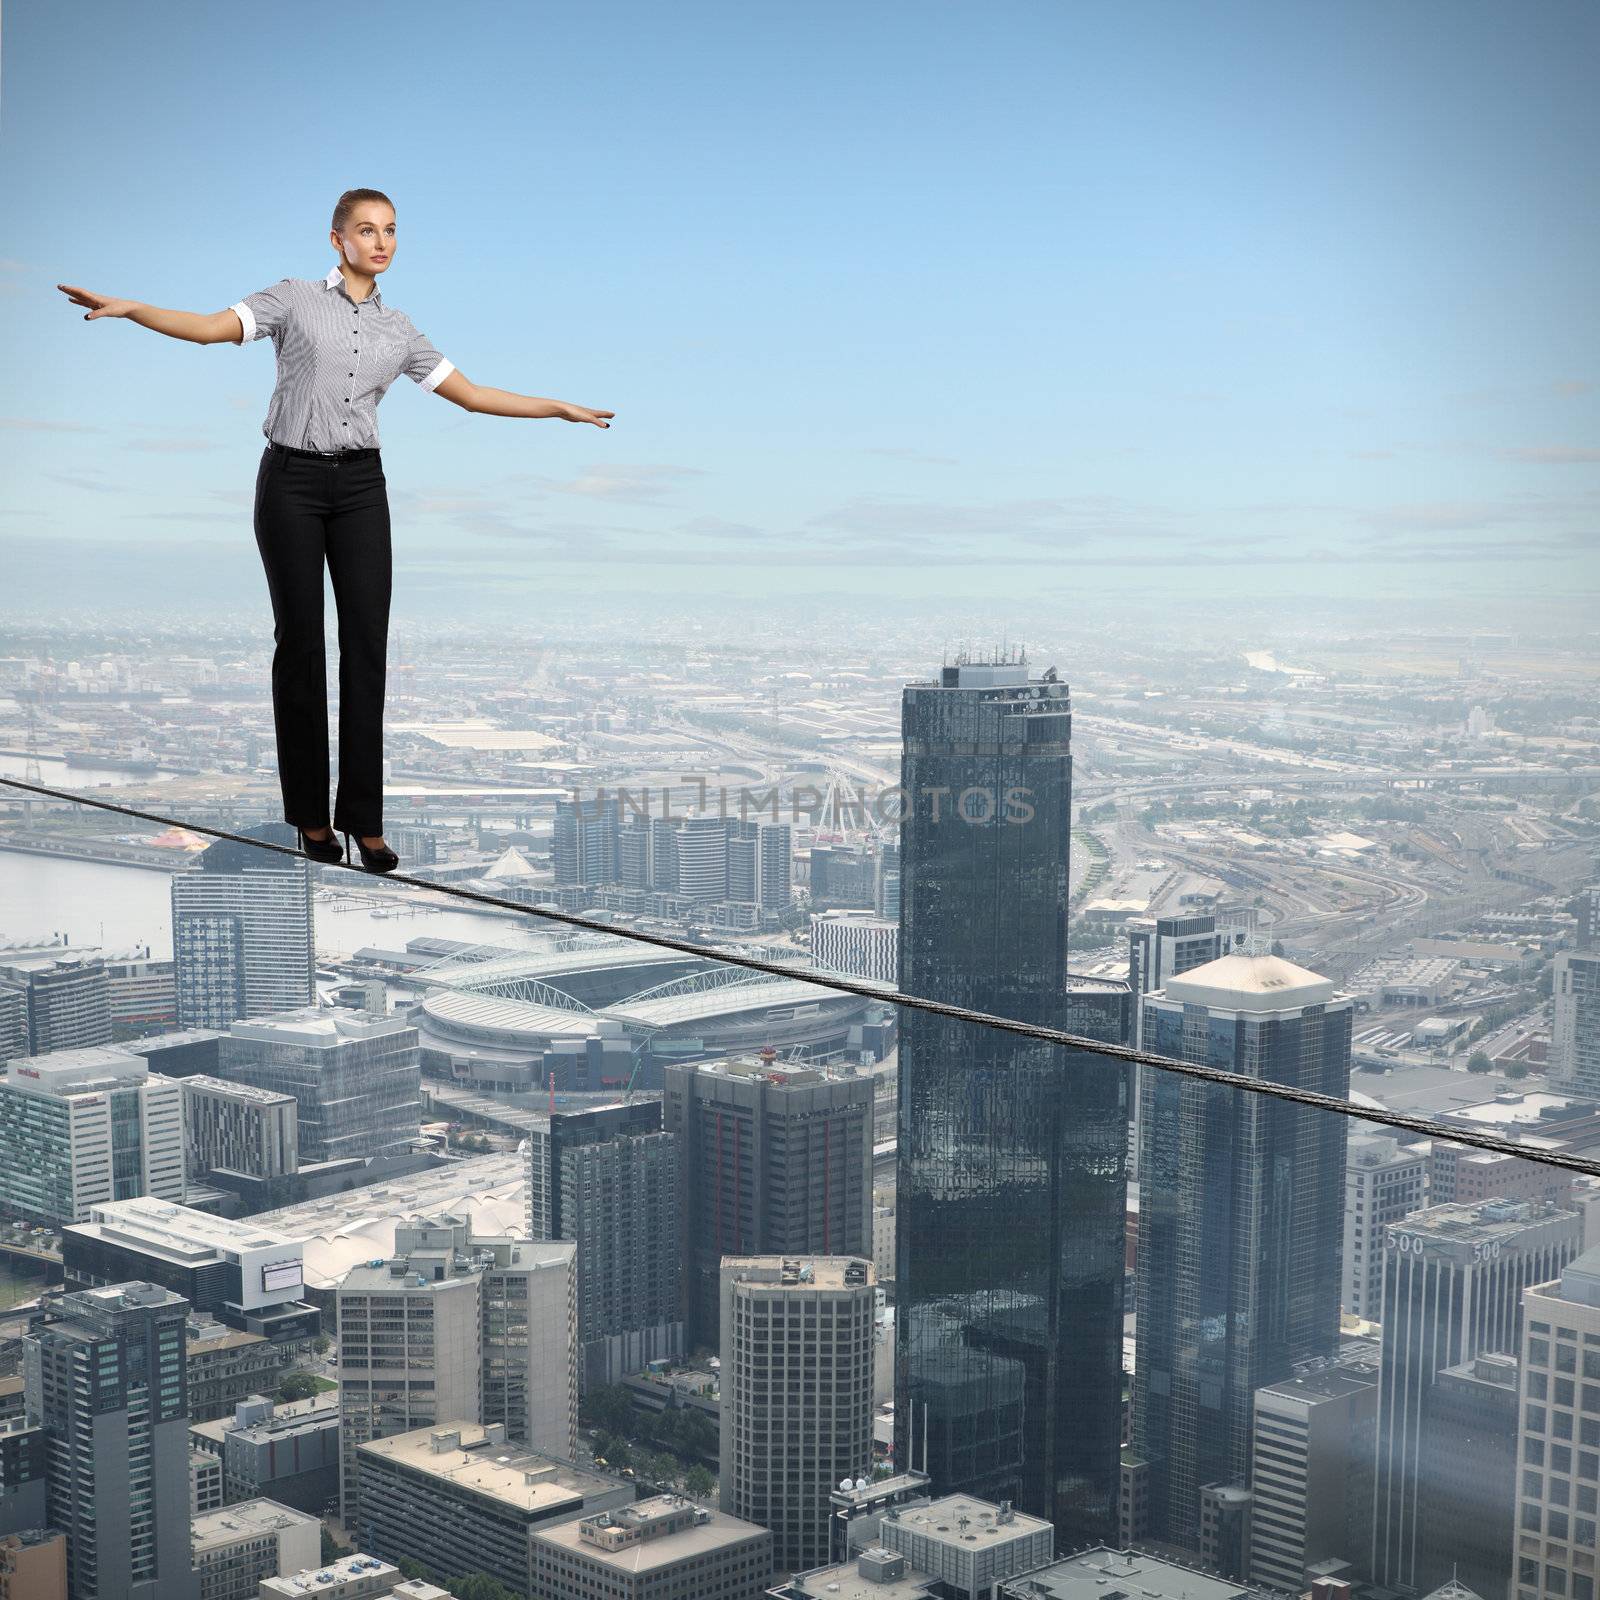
<box><xmin>74</xmin><ymin>1196</ymin><xmax>297</xmax><ymax>1260</ymax></box>
<box><xmin>258</xmin><ymin>1554</ymin><xmax>400</xmax><ymax>1597</ymax></box>
<box><xmin>1003</xmin><ymin>1546</ymin><xmax>1278</xmax><ymax>1600</ymax></box>
<box><xmin>883</xmin><ymin>1493</ymin><xmax>1053</xmax><ymax>1551</ymax></box>
<box><xmin>357</xmin><ymin>1422</ymin><xmax>622</xmax><ymax>1516</ymax></box>
<box><xmin>533</xmin><ymin>1497</ymin><xmax>769</xmax><ymax>1572</ymax></box>
<box><xmin>722</xmin><ymin>1255</ymin><xmax>877</xmax><ymax>1292</ymax></box>
<box><xmin>228</xmin><ymin>1007</ymin><xmax>414</xmax><ymax>1048</ymax></box>
<box><xmin>191</xmin><ymin>1496</ymin><xmax>319</xmax><ymax>1553</ymax></box>
<box><xmin>1159</xmin><ymin>952</ymin><xmax>1338</xmax><ymax>1012</ymax></box>
<box><xmin>182</xmin><ymin>1074</ymin><xmax>297</xmax><ymax>1107</ymax></box>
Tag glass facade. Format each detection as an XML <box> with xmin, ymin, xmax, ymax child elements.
<box><xmin>894</xmin><ymin>663</ymin><xmax>1129</xmax><ymax>1547</ymax></box>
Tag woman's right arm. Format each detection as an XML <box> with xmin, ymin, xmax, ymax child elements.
<box><xmin>56</xmin><ymin>284</ymin><xmax>238</xmax><ymax>345</ymax></box>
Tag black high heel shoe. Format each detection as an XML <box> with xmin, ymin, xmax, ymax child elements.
<box><xmin>297</xmin><ymin>825</ymin><xmax>344</xmax><ymax>864</ymax></box>
<box><xmin>342</xmin><ymin>829</ymin><xmax>399</xmax><ymax>874</ymax></box>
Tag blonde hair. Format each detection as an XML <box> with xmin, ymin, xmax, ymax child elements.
<box><xmin>331</xmin><ymin>189</ymin><xmax>395</xmax><ymax>237</ymax></box>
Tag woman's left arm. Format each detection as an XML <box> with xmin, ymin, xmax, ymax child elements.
<box><xmin>433</xmin><ymin>368</ymin><xmax>612</xmax><ymax>428</ymax></box>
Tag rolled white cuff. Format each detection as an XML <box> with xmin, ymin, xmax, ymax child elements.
<box><xmin>419</xmin><ymin>356</ymin><xmax>454</xmax><ymax>394</ymax></box>
<box><xmin>230</xmin><ymin>301</ymin><xmax>257</xmax><ymax>343</ymax></box>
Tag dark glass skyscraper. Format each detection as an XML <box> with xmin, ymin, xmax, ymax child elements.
<box><xmin>893</xmin><ymin>657</ymin><xmax>1129</xmax><ymax>1547</ymax></box>
<box><xmin>1133</xmin><ymin>952</ymin><xmax>1354</xmax><ymax>1552</ymax></box>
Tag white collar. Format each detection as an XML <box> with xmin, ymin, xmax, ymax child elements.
<box><xmin>324</xmin><ymin>264</ymin><xmax>382</xmax><ymax>305</ymax></box>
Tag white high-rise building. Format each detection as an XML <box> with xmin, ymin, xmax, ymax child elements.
<box><xmin>0</xmin><ymin>1045</ymin><xmax>185</xmax><ymax>1225</ymax></box>
<box><xmin>720</xmin><ymin>1256</ymin><xmax>876</xmax><ymax>1576</ymax></box>
<box><xmin>1516</xmin><ymin>1245</ymin><xmax>1600</xmax><ymax>1599</ymax></box>
<box><xmin>1343</xmin><ymin>1135</ymin><xmax>1427</xmax><ymax>1320</ymax></box>
<box><xmin>336</xmin><ymin>1217</ymin><xmax>577</xmax><ymax>1522</ymax></box>
<box><xmin>810</xmin><ymin>910</ymin><xmax>898</xmax><ymax>986</ymax></box>
<box><xmin>1553</xmin><ymin>949</ymin><xmax>1600</xmax><ymax>1096</ymax></box>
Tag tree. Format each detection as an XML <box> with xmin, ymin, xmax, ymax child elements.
<box><xmin>321</xmin><ymin>1528</ymin><xmax>352</xmax><ymax>1565</ymax></box>
<box><xmin>686</xmin><ymin>1465</ymin><xmax>717</xmax><ymax>1499</ymax></box>
<box><xmin>278</xmin><ymin>1372</ymin><xmax>321</xmax><ymax>1403</ymax></box>
<box><xmin>1467</xmin><ymin>1051</ymin><xmax>1493</xmax><ymax>1074</ymax></box>
<box><xmin>1506</xmin><ymin>1062</ymin><xmax>1530</xmax><ymax>1081</ymax></box>
<box><xmin>312</xmin><ymin>1333</ymin><xmax>332</xmax><ymax>1356</ymax></box>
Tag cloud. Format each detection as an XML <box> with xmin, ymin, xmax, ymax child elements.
<box><xmin>861</xmin><ymin>447</ymin><xmax>958</xmax><ymax>465</ymax></box>
<box><xmin>531</xmin><ymin>463</ymin><xmax>706</xmax><ymax>503</ymax></box>
<box><xmin>803</xmin><ymin>492</ymin><xmax>1176</xmax><ymax>544</ymax></box>
<box><xmin>1494</xmin><ymin>446</ymin><xmax>1600</xmax><ymax>465</ymax></box>
<box><xmin>0</xmin><ymin>416</ymin><xmax>104</xmax><ymax>432</ymax></box>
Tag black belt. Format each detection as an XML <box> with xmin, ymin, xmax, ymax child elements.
<box><xmin>269</xmin><ymin>441</ymin><xmax>380</xmax><ymax>464</ymax></box>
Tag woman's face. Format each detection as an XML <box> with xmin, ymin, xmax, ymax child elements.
<box><xmin>333</xmin><ymin>207</ymin><xmax>396</xmax><ymax>275</ymax></box>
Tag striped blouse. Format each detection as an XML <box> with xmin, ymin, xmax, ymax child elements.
<box><xmin>230</xmin><ymin>264</ymin><xmax>455</xmax><ymax>452</ymax></box>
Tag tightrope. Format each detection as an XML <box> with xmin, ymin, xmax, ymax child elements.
<box><xmin>4</xmin><ymin>773</ymin><xmax>1598</xmax><ymax>1182</ymax></box>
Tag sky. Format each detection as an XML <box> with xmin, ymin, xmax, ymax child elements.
<box><xmin>1</xmin><ymin>0</ymin><xmax>1597</xmax><ymax>630</ymax></box>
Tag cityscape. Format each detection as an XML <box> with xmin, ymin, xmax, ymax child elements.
<box><xmin>5</xmin><ymin>1</ymin><xmax>1598</xmax><ymax>1598</ymax></box>
<box><xmin>0</xmin><ymin>605</ymin><xmax>1596</xmax><ymax>1600</ymax></box>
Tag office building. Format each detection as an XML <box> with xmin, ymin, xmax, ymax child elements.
<box><xmin>189</xmin><ymin>1498</ymin><xmax>319</xmax><ymax>1600</ymax></box>
<box><xmin>63</xmin><ymin>1196</ymin><xmax>317</xmax><ymax>1346</ymax></box>
<box><xmin>354</xmin><ymin>1421</ymin><xmax>632</xmax><ymax>1598</ymax></box>
<box><xmin>1515</xmin><ymin>1245</ymin><xmax>1600</xmax><ymax>1600</ymax></box>
<box><xmin>218</xmin><ymin>1008</ymin><xmax>421</xmax><ymax>1164</ymax></box>
<box><xmin>23</xmin><ymin>1282</ymin><xmax>199</xmax><ymax>1600</ymax></box>
<box><xmin>809</xmin><ymin>844</ymin><xmax>875</xmax><ymax>911</ymax></box>
<box><xmin>1418</xmin><ymin>1350</ymin><xmax>1519</xmax><ymax>1598</ymax></box>
<box><xmin>531</xmin><ymin>1495</ymin><xmax>773</xmax><ymax>1600</ymax></box>
<box><xmin>1553</xmin><ymin>948</ymin><xmax>1600</xmax><ymax>1096</ymax></box>
<box><xmin>810</xmin><ymin>910</ymin><xmax>898</xmax><ymax>987</ymax></box>
<box><xmin>257</xmin><ymin>1553</ymin><xmax>401</xmax><ymax>1598</ymax></box>
<box><xmin>0</xmin><ymin>1417</ymin><xmax>48</xmax><ymax>1536</ymax></box>
<box><xmin>554</xmin><ymin>793</ymin><xmax>619</xmax><ymax>886</ymax></box>
<box><xmin>0</xmin><ymin>1045</ymin><xmax>185</xmax><ymax>1225</ymax></box>
<box><xmin>172</xmin><ymin>830</ymin><xmax>315</xmax><ymax>1030</ymax></box>
<box><xmin>1372</xmin><ymin>1200</ymin><xmax>1582</xmax><ymax>1589</ymax></box>
<box><xmin>0</xmin><ymin>987</ymin><xmax>24</xmax><ymax>1064</ymax></box>
<box><xmin>527</xmin><ymin>1100</ymin><xmax>682</xmax><ymax>1386</ymax></box>
<box><xmin>895</xmin><ymin>657</ymin><xmax>1129</xmax><ymax>1548</ymax></box>
<box><xmin>186</xmin><ymin>1317</ymin><xmax>296</xmax><ymax>1424</ymax></box>
<box><xmin>1431</xmin><ymin>1142</ymin><xmax>1572</xmax><ymax>1209</ymax></box>
<box><xmin>1248</xmin><ymin>1353</ymin><xmax>1380</xmax><ymax>1591</ymax></box>
<box><xmin>0</xmin><ymin>950</ymin><xmax>112</xmax><ymax>1054</ymax></box>
<box><xmin>874</xmin><ymin>839</ymin><xmax>901</xmax><ymax>922</ymax></box>
<box><xmin>0</xmin><ymin>1529</ymin><xmax>66</xmax><ymax>1600</ymax></box>
<box><xmin>720</xmin><ymin>1256</ymin><xmax>876</xmax><ymax>1574</ymax></box>
<box><xmin>182</xmin><ymin>1076</ymin><xmax>299</xmax><ymax>1182</ymax></box>
<box><xmin>1125</xmin><ymin>915</ymin><xmax>1223</xmax><ymax>1050</ymax></box>
<box><xmin>192</xmin><ymin>1449</ymin><xmax>224</xmax><ymax>1513</ymax></box>
<box><xmin>1198</xmin><ymin>1484</ymin><xmax>1251</xmax><ymax>1580</ymax></box>
<box><xmin>872</xmin><ymin>1495</ymin><xmax>1053</xmax><ymax>1596</ymax></box>
<box><xmin>336</xmin><ymin>1218</ymin><xmax>578</xmax><ymax>1519</ymax></box>
<box><xmin>665</xmin><ymin>1056</ymin><xmax>874</xmax><ymax>1353</ymax></box>
<box><xmin>1134</xmin><ymin>952</ymin><xmax>1354</xmax><ymax>1552</ymax></box>
<box><xmin>1343</xmin><ymin>1135</ymin><xmax>1427</xmax><ymax>1320</ymax></box>
<box><xmin>189</xmin><ymin>1393</ymin><xmax>339</xmax><ymax>1514</ymax></box>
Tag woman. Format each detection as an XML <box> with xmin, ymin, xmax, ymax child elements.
<box><xmin>57</xmin><ymin>186</ymin><xmax>614</xmax><ymax>873</ymax></box>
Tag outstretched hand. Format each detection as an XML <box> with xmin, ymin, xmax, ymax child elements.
<box><xmin>57</xmin><ymin>284</ymin><xmax>137</xmax><ymax>321</ymax></box>
<box><xmin>558</xmin><ymin>403</ymin><xmax>615</xmax><ymax>429</ymax></box>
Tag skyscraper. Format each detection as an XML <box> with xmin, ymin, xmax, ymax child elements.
<box><xmin>1133</xmin><ymin>951</ymin><xmax>1354</xmax><ymax>1551</ymax></box>
<box><xmin>527</xmin><ymin>1100</ymin><xmax>682</xmax><ymax>1385</ymax></box>
<box><xmin>1372</xmin><ymin>1199</ymin><xmax>1581</xmax><ymax>1590</ymax></box>
<box><xmin>664</xmin><ymin>1056</ymin><xmax>874</xmax><ymax>1354</ymax></box>
<box><xmin>24</xmin><ymin>1282</ymin><xmax>199</xmax><ymax>1600</ymax></box>
<box><xmin>1553</xmin><ymin>946</ymin><xmax>1600</xmax><ymax>1096</ymax></box>
<box><xmin>171</xmin><ymin>829</ymin><xmax>315</xmax><ymax>1031</ymax></box>
<box><xmin>720</xmin><ymin>1256</ymin><xmax>876</xmax><ymax>1575</ymax></box>
<box><xmin>894</xmin><ymin>657</ymin><xmax>1128</xmax><ymax>1547</ymax></box>
<box><xmin>554</xmin><ymin>794</ymin><xmax>619</xmax><ymax>887</ymax></box>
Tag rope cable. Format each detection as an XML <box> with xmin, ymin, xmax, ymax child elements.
<box><xmin>3</xmin><ymin>773</ymin><xmax>1596</xmax><ymax>1183</ymax></box>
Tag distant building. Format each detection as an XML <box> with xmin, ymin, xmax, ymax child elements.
<box><xmin>1516</xmin><ymin>1245</ymin><xmax>1600</xmax><ymax>1600</ymax></box>
<box><xmin>720</xmin><ymin>1257</ymin><xmax>876</xmax><ymax>1574</ymax></box>
<box><xmin>810</xmin><ymin>910</ymin><xmax>898</xmax><ymax>987</ymax></box>
<box><xmin>0</xmin><ymin>1528</ymin><xmax>66</xmax><ymax>1600</ymax></box>
<box><xmin>527</xmin><ymin>1100</ymin><xmax>682</xmax><ymax>1386</ymax></box>
<box><xmin>1431</xmin><ymin>1139</ymin><xmax>1572</xmax><ymax>1210</ymax></box>
<box><xmin>0</xmin><ymin>950</ymin><xmax>112</xmax><ymax>1054</ymax></box>
<box><xmin>1372</xmin><ymin>1200</ymin><xmax>1582</xmax><ymax>1590</ymax></box>
<box><xmin>217</xmin><ymin>1008</ymin><xmax>421</xmax><ymax>1164</ymax></box>
<box><xmin>997</xmin><ymin>1545</ymin><xmax>1284</xmax><ymax>1599</ymax></box>
<box><xmin>0</xmin><ymin>1417</ymin><xmax>48</xmax><ymax>1536</ymax></box>
<box><xmin>1553</xmin><ymin>949</ymin><xmax>1600</xmax><ymax>1097</ymax></box>
<box><xmin>0</xmin><ymin>1045</ymin><xmax>185</xmax><ymax>1225</ymax></box>
<box><xmin>181</xmin><ymin>1075</ymin><xmax>299</xmax><ymax>1181</ymax></box>
<box><xmin>171</xmin><ymin>829</ymin><xmax>315</xmax><ymax>1030</ymax></box>
<box><xmin>530</xmin><ymin>1494</ymin><xmax>773</xmax><ymax>1600</ymax></box>
<box><xmin>1247</xmin><ymin>1350</ymin><xmax>1380</xmax><ymax>1590</ymax></box>
<box><xmin>336</xmin><ymin>1218</ymin><xmax>577</xmax><ymax>1520</ymax></box>
<box><xmin>190</xmin><ymin>1448</ymin><xmax>223</xmax><ymax>1514</ymax></box>
<box><xmin>665</xmin><ymin>1056</ymin><xmax>874</xmax><ymax>1353</ymax></box>
<box><xmin>189</xmin><ymin>1393</ymin><xmax>339</xmax><ymax>1515</ymax></box>
<box><xmin>23</xmin><ymin>1282</ymin><xmax>199</xmax><ymax>1600</ymax></box>
<box><xmin>1343</xmin><ymin>1135</ymin><xmax>1427</xmax><ymax>1320</ymax></box>
<box><xmin>354</xmin><ymin>1421</ymin><xmax>632</xmax><ymax>1598</ymax></box>
<box><xmin>189</xmin><ymin>1497</ymin><xmax>319</xmax><ymax>1600</ymax></box>
<box><xmin>62</xmin><ymin>1196</ymin><xmax>317</xmax><ymax>1347</ymax></box>
<box><xmin>1135</xmin><ymin>952</ymin><xmax>1353</xmax><ymax>1551</ymax></box>
<box><xmin>1418</xmin><ymin>1350</ymin><xmax>1519</xmax><ymax>1598</ymax></box>
<box><xmin>186</xmin><ymin>1317</ymin><xmax>295</xmax><ymax>1424</ymax></box>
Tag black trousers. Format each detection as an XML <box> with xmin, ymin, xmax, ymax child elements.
<box><xmin>253</xmin><ymin>442</ymin><xmax>391</xmax><ymax>835</ymax></box>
